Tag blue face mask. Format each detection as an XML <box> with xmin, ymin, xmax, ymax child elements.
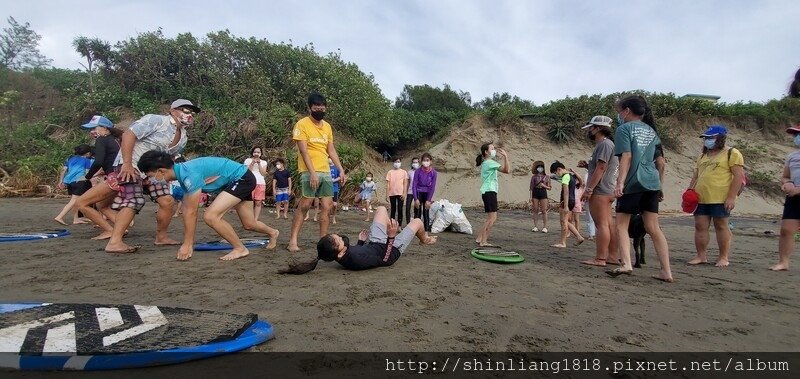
<box><xmin>794</xmin><ymin>134</ymin><xmax>800</xmax><ymax>147</ymax></box>
<box><xmin>703</xmin><ymin>138</ymin><xmax>717</xmax><ymax>149</ymax></box>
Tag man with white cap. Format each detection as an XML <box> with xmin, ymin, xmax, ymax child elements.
<box><xmin>103</xmin><ymin>99</ymin><xmax>201</xmax><ymax>254</ymax></box>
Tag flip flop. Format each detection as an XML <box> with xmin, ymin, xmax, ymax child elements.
<box><xmin>574</xmin><ymin>239</ymin><xmax>585</xmax><ymax>247</ymax></box>
<box><xmin>652</xmin><ymin>275</ymin><xmax>674</xmax><ymax>283</ymax></box>
<box><xmin>477</xmin><ymin>244</ymin><xmax>502</xmax><ymax>249</ymax></box>
<box><xmin>605</xmin><ymin>268</ymin><xmax>633</xmax><ymax>277</ymax></box>
<box><xmin>105</xmin><ymin>245</ymin><xmax>140</xmax><ymax>254</ymax></box>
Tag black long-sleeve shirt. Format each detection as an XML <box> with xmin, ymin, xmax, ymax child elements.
<box><xmin>85</xmin><ymin>135</ymin><xmax>120</xmax><ymax>180</ymax></box>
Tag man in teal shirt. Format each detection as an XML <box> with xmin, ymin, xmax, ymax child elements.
<box><xmin>137</xmin><ymin>150</ymin><xmax>279</xmax><ymax>261</ymax></box>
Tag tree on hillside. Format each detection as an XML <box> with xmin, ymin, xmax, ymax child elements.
<box><xmin>474</xmin><ymin>92</ymin><xmax>535</xmax><ymax>112</ymax></box>
<box><xmin>0</xmin><ymin>17</ymin><xmax>52</xmax><ymax>70</ymax></box>
<box><xmin>73</xmin><ymin>36</ymin><xmax>111</xmax><ymax>95</ymax></box>
<box><xmin>394</xmin><ymin>84</ymin><xmax>471</xmax><ymax>113</ymax></box>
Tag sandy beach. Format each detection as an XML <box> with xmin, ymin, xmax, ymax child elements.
<box><xmin>0</xmin><ymin>197</ymin><xmax>797</xmax><ymax>357</ymax></box>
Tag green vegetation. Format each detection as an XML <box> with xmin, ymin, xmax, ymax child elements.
<box><xmin>1</xmin><ymin>19</ymin><xmax>799</xmax><ymax>192</ymax></box>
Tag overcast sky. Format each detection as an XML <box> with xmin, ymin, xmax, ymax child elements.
<box><xmin>4</xmin><ymin>0</ymin><xmax>799</xmax><ymax>104</ymax></box>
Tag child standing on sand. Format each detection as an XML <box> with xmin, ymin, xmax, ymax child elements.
<box><xmin>475</xmin><ymin>143</ymin><xmax>511</xmax><ymax>247</ymax></box>
<box><xmin>54</xmin><ymin>144</ymin><xmax>93</xmax><ymax>225</ymax></box>
<box><xmin>530</xmin><ymin>160</ymin><xmax>551</xmax><ymax>233</ymax></box>
<box><xmin>386</xmin><ymin>158</ymin><xmax>407</xmax><ymax>225</ymax></box>
<box><xmin>357</xmin><ymin>173</ymin><xmax>377</xmax><ymax>221</ymax></box>
<box><xmin>550</xmin><ymin>161</ymin><xmax>585</xmax><ymax>248</ymax></box>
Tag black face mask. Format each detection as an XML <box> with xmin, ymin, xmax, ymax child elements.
<box><xmin>340</xmin><ymin>235</ymin><xmax>350</xmax><ymax>248</ymax></box>
<box><xmin>587</xmin><ymin>130</ymin><xmax>596</xmax><ymax>142</ymax></box>
<box><xmin>311</xmin><ymin>111</ymin><xmax>325</xmax><ymax>121</ymax></box>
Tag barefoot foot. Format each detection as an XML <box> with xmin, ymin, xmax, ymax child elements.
<box><xmin>687</xmin><ymin>256</ymin><xmax>708</xmax><ymax>265</ymax></box>
<box><xmin>714</xmin><ymin>258</ymin><xmax>730</xmax><ymax>267</ymax></box>
<box><xmin>91</xmin><ymin>231</ymin><xmax>113</xmax><ymax>240</ymax></box>
<box><xmin>155</xmin><ymin>237</ymin><xmax>181</xmax><ymax>246</ymax></box>
<box><xmin>266</xmin><ymin>230</ymin><xmax>279</xmax><ymax>249</ymax></box>
<box><xmin>551</xmin><ymin>243</ymin><xmax>567</xmax><ymax>248</ymax></box>
<box><xmin>54</xmin><ymin>218</ymin><xmax>67</xmax><ymax>226</ymax></box>
<box><xmin>220</xmin><ymin>248</ymin><xmax>250</xmax><ymax>260</ymax></box>
<box><xmin>286</xmin><ymin>244</ymin><xmax>301</xmax><ymax>253</ymax></box>
<box><xmin>581</xmin><ymin>259</ymin><xmax>607</xmax><ymax>267</ymax></box>
<box><xmin>769</xmin><ymin>263</ymin><xmax>789</xmax><ymax>271</ymax></box>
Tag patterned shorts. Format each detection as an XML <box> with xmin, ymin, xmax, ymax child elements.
<box><xmin>110</xmin><ymin>167</ymin><xmax>172</xmax><ymax>213</ymax></box>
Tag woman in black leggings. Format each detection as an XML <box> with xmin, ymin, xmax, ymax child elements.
<box><xmin>412</xmin><ymin>153</ymin><xmax>438</xmax><ymax>232</ymax></box>
<box><xmin>404</xmin><ymin>157</ymin><xmax>421</xmax><ymax>225</ymax></box>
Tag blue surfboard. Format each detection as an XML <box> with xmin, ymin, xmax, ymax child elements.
<box><xmin>0</xmin><ymin>302</ymin><xmax>274</xmax><ymax>370</ymax></box>
<box><xmin>0</xmin><ymin>230</ymin><xmax>70</xmax><ymax>243</ymax></box>
<box><xmin>194</xmin><ymin>238</ymin><xmax>269</xmax><ymax>251</ymax></box>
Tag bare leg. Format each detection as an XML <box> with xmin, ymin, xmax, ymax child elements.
<box><xmin>689</xmin><ymin>215</ymin><xmax>711</xmax><ymax>265</ymax></box>
<box><xmin>75</xmin><ymin>185</ymin><xmax>116</xmax><ymax>239</ymax></box>
<box><xmin>364</xmin><ymin>200</ymin><xmax>372</xmax><ymax>221</ymax></box>
<box><xmin>203</xmin><ymin>193</ymin><xmax>249</xmax><ymax>260</ymax></box>
<box><xmin>583</xmin><ymin>194</ymin><xmax>614</xmax><ymax>266</ymax></box>
<box><xmin>478</xmin><ymin>212</ymin><xmax>497</xmax><ymax>246</ymax></box>
<box><xmin>531</xmin><ymin>199</ymin><xmax>539</xmax><ymax>230</ymax></box>
<box><xmin>253</xmin><ymin>200</ymin><xmax>263</xmax><ymax>222</ymax></box>
<box><xmin>281</xmin><ymin>201</ymin><xmax>289</xmax><ymax>219</ymax></box>
<box><xmin>154</xmin><ymin>195</ymin><xmax>179</xmax><ymax>245</ymax></box>
<box><xmin>406</xmin><ymin>218</ymin><xmax>437</xmax><ymax>245</ymax></box>
<box><xmin>105</xmin><ymin>207</ymin><xmax>136</xmax><ymax>253</ymax></box>
<box><xmin>615</xmin><ymin>213</ymin><xmax>633</xmax><ymax>271</ymax></box>
<box><xmin>642</xmin><ymin>211</ymin><xmax>673</xmax><ymax>282</ymax></box>
<box><xmin>287</xmin><ymin>197</ymin><xmax>314</xmax><ymax>252</ymax></box>
<box><xmin>235</xmin><ymin>200</ymin><xmax>279</xmax><ymax>249</ymax></box>
<box><xmin>713</xmin><ymin>217</ymin><xmax>731</xmax><ymax>267</ymax></box>
<box><xmin>552</xmin><ymin>209</ymin><xmax>570</xmax><ymax>248</ymax></box>
<box><xmin>55</xmin><ymin>195</ymin><xmax>79</xmax><ymax>225</ymax></box>
<box><xmin>318</xmin><ymin>197</ymin><xmax>333</xmax><ymax>237</ymax></box>
<box><xmin>771</xmin><ymin>219</ymin><xmax>799</xmax><ymax>271</ymax></box>
<box><xmin>540</xmin><ymin>199</ymin><xmax>549</xmax><ymax>231</ymax></box>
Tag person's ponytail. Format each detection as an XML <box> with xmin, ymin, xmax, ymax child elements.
<box><xmin>642</xmin><ymin>102</ymin><xmax>656</xmax><ymax>130</ymax></box>
<box><xmin>475</xmin><ymin>154</ymin><xmax>484</xmax><ymax>167</ymax></box>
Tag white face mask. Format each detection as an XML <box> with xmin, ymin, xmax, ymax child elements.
<box><xmin>489</xmin><ymin>149</ymin><xmax>496</xmax><ymax>158</ymax></box>
<box><xmin>703</xmin><ymin>138</ymin><xmax>717</xmax><ymax>149</ymax></box>
<box><xmin>536</xmin><ymin>167</ymin><xmax>544</xmax><ymax>173</ymax></box>
<box><xmin>422</xmin><ymin>161</ymin><xmax>431</xmax><ymax>168</ymax></box>
<box><xmin>393</xmin><ymin>162</ymin><xmax>401</xmax><ymax>169</ymax></box>
<box><xmin>276</xmin><ymin>164</ymin><xmax>283</xmax><ymax>170</ymax></box>
<box><xmin>411</xmin><ymin>162</ymin><xmax>420</xmax><ymax>169</ymax></box>
<box><xmin>366</xmin><ymin>177</ymin><xmax>373</xmax><ymax>182</ymax></box>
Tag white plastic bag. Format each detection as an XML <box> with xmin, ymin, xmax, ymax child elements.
<box><xmin>449</xmin><ymin>203</ymin><xmax>473</xmax><ymax>235</ymax></box>
<box><xmin>430</xmin><ymin>199</ymin><xmax>473</xmax><ymax>235</ymax></box>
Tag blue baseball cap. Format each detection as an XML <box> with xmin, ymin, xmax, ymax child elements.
<box><xmin>700</xmin><ymin>125</ymin><xmax>727</xmax><ymax>138</ymax></box>
<box><xmin>81</xmin><ymin>115</ymin><xmax>114</xmax><ymax>129</ymax></box>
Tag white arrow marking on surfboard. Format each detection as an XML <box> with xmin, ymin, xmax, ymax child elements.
<box><xmin>102</xmin><ymin>305</ymin><xmax>167</xmax><ymax>347</ymax></box>
<box><xmin>0</xmin><ymin>311</ymin><xmax>75</xmax><ymax>353</ymax></box>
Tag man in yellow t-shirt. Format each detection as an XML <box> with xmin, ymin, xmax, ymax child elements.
<box><xmin>287</xmin><ymin>92</ymin><xmax>346</xmax><ymax>252</ymax></box>
<box><xmin>687</xmin><ymin>125</ymin><xmax>745</xmax><ymax>267</ymax></box>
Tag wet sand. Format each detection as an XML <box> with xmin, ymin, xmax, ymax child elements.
<box><xmin>0</xmin><ymin>198</ymin><xmax>798</xmax><ymax>358</ymax></box>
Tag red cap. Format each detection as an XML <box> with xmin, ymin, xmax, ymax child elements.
<box><xmin>682</xmin><ymin>189</ymin><xmax>700</xmax><ymax>213</ymax></box>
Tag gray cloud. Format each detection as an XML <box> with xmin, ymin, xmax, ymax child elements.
<box><xmin>5</xmin><ymin>0</ymin><xmax>799</xmax><ymax>103</ymax></box>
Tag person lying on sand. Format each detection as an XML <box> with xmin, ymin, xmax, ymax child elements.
<box><xmin>279</xmin><ymin>206</ymin><xmax>436</xmax><ymax>274</ymax></box>
<box><xmin>137</xmin><ymin>150</ymin><xmax>279</xmax><ymax>261</ymax></box>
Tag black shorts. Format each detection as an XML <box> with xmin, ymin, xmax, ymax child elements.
<box><xmin>782</xmin><ymin>196</ymin><xmax>800</xmax><ymax>220</ymax></box>
<box><xmin>66</xmin><ymin>180</ymin><xmax>91</xmax><ymax>196</ymax></box>
<box><xmin>223</xmin><ymin>170</ymin><xmax>256</xmax><ymax>201</ymax></box>
<box><xmin>482</xmin><ymin>191</ymin><xmax>498</xmax><ymax>213</ymax></box>
<box><xmin>532</xmin><ymin>188</ymin><xmax>548</xmax><ymax>200</ymax></box>
<box><xmin>616</xmin><ymin>190</ymin><xmax>660</xmax><ymax>214</ymax></box>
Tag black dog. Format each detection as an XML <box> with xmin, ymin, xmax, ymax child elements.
<box><xmin>629</xmin><ymin>214</ymin><xmax>646</xmax><ymax>268</ymax></box>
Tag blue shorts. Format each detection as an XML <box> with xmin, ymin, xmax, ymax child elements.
<box><xmin>694</xmin><ymin>203</ymin><xmax>730</xmax><ymax>218</ymax></box>
<box><xmin>275</xmin><ymin>187</ymin><xmax>290</xmax><ymax>202</ymax></box>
